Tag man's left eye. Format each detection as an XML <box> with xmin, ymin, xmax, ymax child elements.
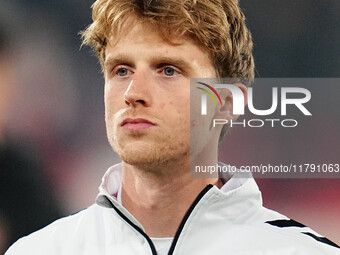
<box><xmin>163</xmin><ymin>67</ymin><xmax>176</xmax><ymax>76</ymax></box>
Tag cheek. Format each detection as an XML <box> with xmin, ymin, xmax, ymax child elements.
<box><xmin>104</xmin><ymin>100</ymin><xmax>114</xmax><ymax>121</ymax></box>
<box><xmin>163</xmin><ymin>100</ymin><xmax>189</xmax><ymax>132</ymax></box>
<box><xmin>160</xmin><ymin>102</ymin><xmax>166</xmax><ymax>109</ymax></box>
<box><xmin>105</xmin><ymin>88</ymin><xmax>124</xmax><ymax>115</ymax></box>
<box><xmin>176</xmin><ymin>102</ymin><xmax>190</xmax><ymax>132</ymax></box>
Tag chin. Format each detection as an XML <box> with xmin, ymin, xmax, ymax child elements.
<box><xmin>114</xmin><ymin>140</ymin><xmax>190</xmax><ymax>168</ymax></box>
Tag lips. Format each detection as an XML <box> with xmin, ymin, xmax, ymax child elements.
<box><xmin>120</xmin><ymin>118</ymin><xmax>155</xmax><ymax>131</ymax></box>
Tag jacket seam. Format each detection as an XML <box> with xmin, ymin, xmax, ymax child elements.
<box><xmin>167</xmin><ymin>184</ymin><xmax>214</xmax><ymax>255</ymax></box>
<box><xmin>104</xmin><ymin>196</ymin><xmax>158</xmax><ymax>255</ymax></box>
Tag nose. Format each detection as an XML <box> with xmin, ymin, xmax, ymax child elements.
<box><xmin>124</xmin><ymin>72</ymin><xmax>152</xmax><ymax>107</ymax></box>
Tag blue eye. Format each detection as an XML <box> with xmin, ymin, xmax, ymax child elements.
<box><xmin>117</xmin><ymin>68</ymin><xmax>128</xmax><ymax>76</ymax></box>
<box><xmin>164</xmin><ymin>67</ymin><xmax>175</xmax><ymax>76</ymax></box>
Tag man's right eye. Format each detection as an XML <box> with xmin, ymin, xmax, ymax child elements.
<box><xmin>116</xmin><ymin>68</ymin><xmax>129</xmax><ymax>76</ymax></box>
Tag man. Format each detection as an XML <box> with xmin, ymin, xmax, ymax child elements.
<box><xmin>6</xmin><ymin>0</ymin><xmax>340</xmax><ymax>254</ymax></box>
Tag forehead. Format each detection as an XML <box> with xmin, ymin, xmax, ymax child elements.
<box><xmin>105</xmin><ymin>17</ymin><xmax>209</xmax><ymax>60</ymax></box>
<box><xmin>107</xmin><ymin>16</ymin><xmax>185</xmax><ymax>47</ymax></box>
<box><xmin>103</xmin><ymin>17</ymin><xmax>216</xmax><ymax>78</ymax></box>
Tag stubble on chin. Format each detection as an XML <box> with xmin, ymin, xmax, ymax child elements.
<box><xmin>112</xmin><ymin>136</ymin><xmax>190</xmax><ymax>173</ymax></box>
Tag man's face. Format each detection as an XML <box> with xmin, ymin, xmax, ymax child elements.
<box><xmin>104</xmin><ymin>19</ymin><xmax>216</xmax><ymax>167</ymax></box>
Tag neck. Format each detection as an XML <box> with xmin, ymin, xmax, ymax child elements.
<box><xmin>121</xmin><ymin>155</ymin><xmax>222</xmax><ymax>237</ymax></box>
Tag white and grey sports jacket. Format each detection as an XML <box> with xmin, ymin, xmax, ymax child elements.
<box><xmin>6</xmin><ymin>163</ymin><xmax>340</xmax><ymax>255</ymax></box>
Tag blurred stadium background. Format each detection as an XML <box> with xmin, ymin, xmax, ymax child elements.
<box><xmin>0</xmin><ymin>0</ymin><xmax>339</xmax><ymax>252</ymax></box>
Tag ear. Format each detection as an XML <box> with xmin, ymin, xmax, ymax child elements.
<box><xmin>215</xmin><ymin>83</ymin><xmax>248</xmax><ymax>121</ymax></box>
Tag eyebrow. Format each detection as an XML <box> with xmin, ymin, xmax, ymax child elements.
<box><xmin>104</xmin><ymin>54</ymin><xmax>194</xmax><ymax>73</ymax></box>
<box><xmin>104</xmin><ymin>54</ymin><xmax>134</xmax><ymax>70</ymax></box>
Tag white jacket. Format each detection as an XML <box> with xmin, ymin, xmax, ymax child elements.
<box><xmin>6</xmin><ymin>163</ymin><xmax>340</xmax><ymax>255</ymax></box>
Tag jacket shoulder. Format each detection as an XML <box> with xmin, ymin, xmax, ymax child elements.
<box><xmin>244</xmin><ymin>206</ymin><xmax>340</xmax><ymax>254</ymax></box>
<box><xmin>5</xmin><ymin>204</ymin><xmax>104</xmax><ymax>255</ymax></box>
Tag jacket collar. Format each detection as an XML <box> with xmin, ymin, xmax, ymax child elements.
<box><xmin>96</xmin><ymin>162</ymin><xmax>262</xmax><ymax>221</ymax></box>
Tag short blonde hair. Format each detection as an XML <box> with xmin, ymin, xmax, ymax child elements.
<box><xmin>81</xmin><ymin>0</ymin><xmax>254</xmax><ymax>77</ymax></box>
<box><xmin>81</xmin><ymin>0</ymin><xmax>255</xmax><ymax>143</ymax></box>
